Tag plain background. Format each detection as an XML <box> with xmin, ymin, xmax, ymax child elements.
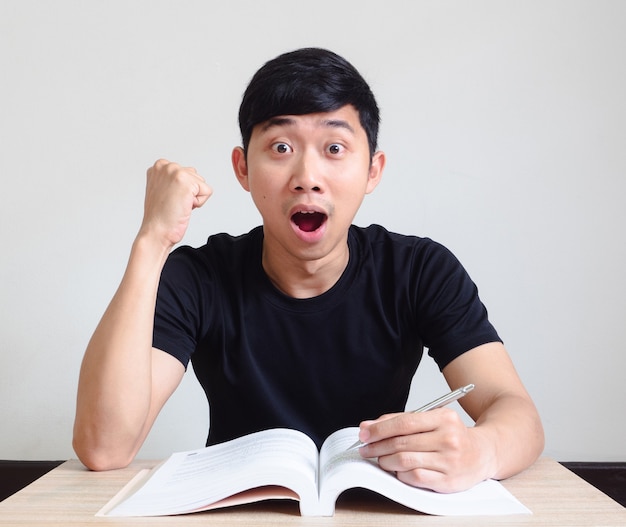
<box><xmin>1</xmin><ymin>0</ymin><xmax>624</xmax><ymax>462</ymax></box>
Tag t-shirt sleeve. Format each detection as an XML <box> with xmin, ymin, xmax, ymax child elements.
<box><xmin>413</xmin><ymin>241</ymin><xmax>502</xmax><ymax>371</ymax></box>
<box><xmin>153</xmin><ymin>247</ymin><xmax>208</xmax><ymax>369</ymax></box>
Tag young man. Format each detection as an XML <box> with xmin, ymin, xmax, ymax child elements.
<box><xmin>73</xmin><ymin>48</ymin><xmax>544</xmax><ymax>493</ymax></box>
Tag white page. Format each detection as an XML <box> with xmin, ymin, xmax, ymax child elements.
<box><xmin>103</xmin><ymin>428</ymin><xmax>320</xmax><ymax>517</ymax></box>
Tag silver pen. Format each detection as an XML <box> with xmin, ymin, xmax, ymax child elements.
<box><xmin>346</xmin><ymin>383</ymin><xmax>475</xmax><ymax>451</ymax></box>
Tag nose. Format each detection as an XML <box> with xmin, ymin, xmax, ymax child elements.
<box><xmin>290</xmin><ymin>150</ymin><xmax>323</xmax><ymax>193</ymax></box>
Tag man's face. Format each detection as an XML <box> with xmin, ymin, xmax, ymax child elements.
<box><xmin>232</xmin><ymin>105</ymin><xmax>385</xmax><ymax>265</ymax></box>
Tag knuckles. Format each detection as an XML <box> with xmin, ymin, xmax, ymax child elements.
<box><xmin>394</xmin><ymin>450</ymin><xmax>421</xmax><ymax>471</ymax></box>
<box><xmin>147</xmin><ymin>159</ymin><xmax>203</xmax><ymax>189</ymax></box>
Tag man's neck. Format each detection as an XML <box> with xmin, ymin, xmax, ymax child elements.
<box><xmin>261</xmin><ymin>240</ymin><xmax>350</xmax><ymax>299</ymax></box>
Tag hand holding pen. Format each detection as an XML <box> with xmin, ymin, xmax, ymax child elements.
<box><xmin>347</xmin><ymin>384</ymin><xmax>475</xmax><ymax>451</ymax></box>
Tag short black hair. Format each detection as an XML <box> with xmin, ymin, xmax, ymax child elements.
<box><xmin>238</xmin><ymin>48</ymin><xmax>380</xmax><ymax>157</ymax></box>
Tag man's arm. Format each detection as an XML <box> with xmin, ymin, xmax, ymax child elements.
<box><xmin>72</xmin><ymin>160</ymin><xmax>212</xmax><ymax>471</ymax></box>
<box><xmin>356</xmin><ymin>342</ymin><xmax>544</xmax><ymax>492</ymax></box>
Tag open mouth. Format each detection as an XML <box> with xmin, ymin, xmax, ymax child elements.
<box><xmin>291</xmin><ymin>211</ymin><xmax>327</xmax><ymax>232</ymax></box>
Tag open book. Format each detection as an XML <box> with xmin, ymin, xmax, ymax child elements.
<box><xmin>97</xmin><ymin>427</ymin><xmax>530</xmax><ymax>517</ymax></box>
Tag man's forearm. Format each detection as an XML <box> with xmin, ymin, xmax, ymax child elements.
<box><xmin>472</xmin><ymin>393</ymin><xmax>545</xmax><ymax>481</ymax></box>
<box><xmin>72</xmin><ymin>235</ymin><xmax>171</xmax><ymax>470</ymax></box>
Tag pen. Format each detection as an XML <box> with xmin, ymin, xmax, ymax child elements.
<box><xmin>346</xmin><ymin>383</ymin><xmax>475</xmax><ymax>451</ymax></box>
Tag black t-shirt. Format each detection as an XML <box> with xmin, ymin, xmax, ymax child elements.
<box><xmin>154</xmin><ymin>224</ymin><xmax>501</xmax><ymax>448</ymax></box>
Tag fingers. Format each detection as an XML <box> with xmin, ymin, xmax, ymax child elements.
<box><xmin>148</xmin><ymin>159</ymin><xmax>213</xmax><ymax>205</ymax></box>
<box><xmin>141</xmin><ymin>159</ymin><xmax>213</xmax><ymax>247</ymax></box>
<box><xmin>359</xmin><ymin>409</ymin><xmax>449</xmax><ymax>448</ymax></box>
<box><xmin>192</xmin><ymin>178</ymin><xmax>213</xmax><ymax>209</ymax></box>
<box><xmin>391</xmin><ymin>453</ymin><xmax>480</xmax><ymax>494</ymax></box>
<box><xmin>148</xmin><ymin>159</ymin><xmax>212</xmax><ymax>204</ymax></box>
<box><xmin>358</xmin><ymin>412</ymin><xmax>443</xmax><ymax>464</ymax></box>
<box><xmin>395</xmin><ymin>465</ymin><xmax>456</xmax><ymax>493</ymax></box>
<box><xmin>357</xmin><ymin>409</ymin><xmax>477</xmax><ymax>493</ymax></box>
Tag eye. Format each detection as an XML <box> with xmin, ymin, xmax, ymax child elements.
<box><xmin>272</xmin><ymin>142</ymin><xmax>293</xmax><ymax>154</ymax></box>
<box><xmin>327</xmin><ymin>143</ymin><xmax>344</xmax><ymax>155</ymax></box>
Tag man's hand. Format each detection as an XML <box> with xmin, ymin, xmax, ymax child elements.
<box><xmin>357</xmin><ymin>409</ymin><xmax>490</xmax><ymax>493</ymax></box>
<box><xmin>356</xmin><ymin>344</ymin><xmax>544</xmax><ymax>494</ymax></box>
<box><xmin>139</xmin><ymin>159</ymin><xmax>213</xmax><ymax>249</ymax></box>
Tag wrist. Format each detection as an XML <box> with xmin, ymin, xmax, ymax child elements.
<box><xmin>129</xmin><ymin>231</ymin><xmax>173</xmax><ymax>277</ymax></box>
<box><xmin>134</xmin><ymin>227</ymin><xmax>175</xmax><ymax>259</ymax></box>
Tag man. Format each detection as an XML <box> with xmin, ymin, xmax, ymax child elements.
<box><xmin>73</xmin><ymin>48</ymin><xmax>544</xmax><ymax>493</ymax></box>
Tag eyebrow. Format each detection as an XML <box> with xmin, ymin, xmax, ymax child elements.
<box><xmin>261</xmin><ymin>117</ymin><xmax>296</xmax><ymax>131</ymax></box>
<box><xmin>261</xmin><ymin>116</ymin><xmax>356</xmax><ymax>134</ymax></box>
<box><xmin>322</xmin><ymin>118</ymin><xmax>356</xmax><ymax>134</ymax></box>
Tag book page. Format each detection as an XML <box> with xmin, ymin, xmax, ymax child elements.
<box><xmin>102</xmin><ymin>428</ymin><xmax>320</xmax><ymax>517</ymax></box>
<box><xmin>318</xmin><ymin>427</ymin><xmax>531</xmax><ymax>516</ymax></box>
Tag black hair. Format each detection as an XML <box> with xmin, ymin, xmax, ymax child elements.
<box><xmin>238</xmin><ymin>48</ymin><xmax>380</xmax><ymax>157</ymax></box>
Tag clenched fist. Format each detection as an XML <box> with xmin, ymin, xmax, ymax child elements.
<box><xmin>139</xmin><ymin>159</ymin><xmax>213</xmax><ymax>248</ymax></box>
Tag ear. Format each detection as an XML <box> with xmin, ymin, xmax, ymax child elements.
<box><xmin>365</xmin><ymin>150</ymin><xmax>386</xmax><ymax>194</ymax></box>
<box><xmin>231</xmin><ymin>147</ymin><xmax>250</xmax><ymax>192</ymax></box>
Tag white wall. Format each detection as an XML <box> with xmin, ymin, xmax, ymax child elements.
<box><xmin>1</xmin><ymin>0</ymin><xmax>624</xmax><ymax>462</ymax></box>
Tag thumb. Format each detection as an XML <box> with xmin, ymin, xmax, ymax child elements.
<box><xmin>192</xmin><ymin>182</ymin><xmax>213</xmax><ymax>209</ymax></box>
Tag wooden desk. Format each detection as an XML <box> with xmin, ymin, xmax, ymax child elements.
<box><xmin>0</xmin><ymin>458</ymin><xmax>624</xmax><ymax>525</ymax></box>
